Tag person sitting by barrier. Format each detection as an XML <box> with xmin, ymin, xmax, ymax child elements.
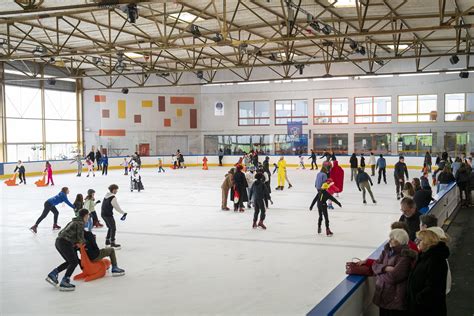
<box><xmin>407</xmin><ymin>230</ymin><xmax>449</xmax><ymax>316</ymax></box>
<box><xmin>399</xmin><ymin>197</ymin><xmax>421</xmax><ymax>242</ymax></box>
<box><xmin>372</xmin><ymin>229</ymin><xmax>417</xmax><ymax>316</ymax></box>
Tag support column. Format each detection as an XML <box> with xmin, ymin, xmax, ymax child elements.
<box><xmin>76</xmin><ymin>78</ymin><xmax>83</xmax><ymax>155</ymax></box>
<box><xmin>40</xmin><ymin>64</ymin><xmax>46</xmax><ymax>160</ymax></box>
<box><xmin>0</xmin><ymin>62</ymin><xmax>6</xmax><ymax>162</ymax></box>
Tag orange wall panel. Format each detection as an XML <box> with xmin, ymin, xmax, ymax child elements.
<box><xmin>99</xmin><ymin>129</ymin><xmax>126</xmax><ymax>137</ymax></box>
<box><xmin>170</xmin><ymin>96</ymin><xmax>194</xmax><ymax>105</ymax></box>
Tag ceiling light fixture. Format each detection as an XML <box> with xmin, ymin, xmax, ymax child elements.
<box><xmin>333</xmin><ymin>0</ymin><xmax>357</xmax><ymax>7</ymax></box>
<box><xmin>459</xmin><ymin>71</ymin><xmax>469</xmax><ymax>79</ymax></box>
<box><xmin>121</xmin><ymin>88</ymin><xmax>129</xmax><ymax>94</ymax></box>
<box><xmin>126</xmin><ymin>4</ymin><xmax>138</xmax><ymax>24</ymax></box>
<box><xmin>295</xmin><ymin>64</ymin><xmax>305</xmax><ymax>75</ymax></box>
<box><xmin>196</xmin><ymin>70</ymin><xmax>204</xmax><ymax>79</ymax></box>
<box><xmin>212</xmin><ymin>33</ymin><xmax>224</xmax><ymax>42</ymax></box>
<box><xmin>449</xmin><ymin>54</ymin><xmax>459</xmax><ymax>65</ymax></box>
<box><xmin>190</xmin><ymin>24</ymin><xmax>201</xmax><ymax>38</ymax></box>
<box><xmin>33</xmin><ymin>46</ymin><xmax>45</xmax><ymax>57</ymax></box>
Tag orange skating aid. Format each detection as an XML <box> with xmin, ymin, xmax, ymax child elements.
<box><xmin>4</xmin><ymin>174</ymin><xmax>18</xmax><ymax>186</ymax></box>
<box><xmin>74</xmin><ymin>245</ymin><xmax>111</xmax><ymax>282</ymax></box>
<box><xmin>34</xmin><ymin>174</ymin><xmax>48</xmax><ymax>187</ymax></box>
<box><xmin>202</xmin><ymin>157</ymin><xmax>208</xmax><ymax>170</ymax></box>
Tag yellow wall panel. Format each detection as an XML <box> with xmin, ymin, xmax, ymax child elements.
<box><xmin>142</xmin><ymin>100</ymin><xmax>153</xmax><ymax>108</ymax></box>
<box><xmin>176</xmin><ymin>108</ymin><xmax>183</xmax><ymax>117</ymax></box>
<box><xmin>118</xmin><ymin>100</ymin><xmax>126</xmax><ymax>119</ymax></box>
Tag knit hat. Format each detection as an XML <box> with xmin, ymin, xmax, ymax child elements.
<box><xmin>321</xmin><ymin>183</ymin><xmax>330</xmax><ymax>190</ymax></box>
<box><xmin>427</xmin><ymin>226</ymin><xmax>447</xmax><ymax>240</ymax></box>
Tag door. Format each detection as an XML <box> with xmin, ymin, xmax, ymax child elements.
<box><xmin>156</xmin><ymin>136</ymin><xmax>188</xmax><ymax>155</ymax></box>
<box><xmin>139</xmin><ymin>143</ymin><xmax>150</xmax><ymax>156</ymax></box>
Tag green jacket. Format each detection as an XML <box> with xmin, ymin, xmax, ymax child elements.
<box><xmin>57</xmin><ymin>216</ymin><xmax>85</xmax><ymax>244</ymax></box>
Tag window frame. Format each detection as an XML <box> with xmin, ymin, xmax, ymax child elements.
<box><xmin>354</xmin><ymin>96</ymin><xmax>392</xmax><ymax>124</ymax></box>
<box><xmin>354</xmin><ymin>133</ymin><xmax>392</xmax><ymax>154</ymax></box>
<box><xmin>397</xmin><ymin>94</ymin><xmax>438</xmax><ymax>123</ymax></box>
<box><xmin>312</xmin><ymin>133</ymin><xmax>349</xmax><ymax>155</ymax></box>
<box><xmin>444</xmin><ymin>92</ymin><xmax>474</xmax><ymax>122</ymax></box>
<box><xmin>238</xmin><ymin>100</ymin><xmax>271</xmax><ymax>126</ymax></box>
<box><xmin>313</xmin><ymin>98</ymin><xmax>349</xmax><ymax>125</ymax></box>
<box><xmin>274</xmin><ymin>99</ymin><xmax>308</xmax><ymax>126</ymax></box>
<box><xmin>397</xmin><ymin>133</ymin><xmax>435</xmax><ymax>156</ymax></box>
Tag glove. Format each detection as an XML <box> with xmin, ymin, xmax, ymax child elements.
<box><xmin>358</xmin><ymin>188</ymin><xmax>361</xmax><ymax>192</ymax></box>
<box><xmin>120</xmin><ymin>213</ymin><xmax>128</xmax><ymax>221</ymax></box>
<box><xmin>95</xmin><ymin>200</ymin><xmax>101</xmax><ymax>205</ymax></box>
<box><xmin>309</xmin><ymin>207</ymin><xmax>313</xmax><ymax>211</ymax></box>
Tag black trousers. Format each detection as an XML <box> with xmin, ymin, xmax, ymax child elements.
<box><xmin>35</xmin><ymin>201</ymin><xmax>59</xmax><ymax>226</ymax></box>
<box><xmin>317</xmin><ymin>203</ymin><xmax>330</xmax><ymax>229</ymax></box>
<box><xmin>395</xmin><ymin>177</ymin><xmax>405</xmax><ymax>195</ymax></box>
<box><xmin>253</xmin><ymin>200</ymin><xmax>266</xmax><ymax>222</ymax></box>
<box><xmin>218</xmin><ymin>156</ymin><xmax>223</xmax><ymax>166</ymax></box>
<box><xmin>102</xmin><ymin>216</ymin><xmax>116</xmax><ymax>242</ymax></box>
<box><xmin>458</xmin><ymin>183</ymin><xmax>470</xmax><ymax>205</ymax></box>
<box><xmin>102</xmin><ymin>164</ymin><xmax>108</xmax><ymax>175</ymax></box>
<box><xmin>311</xmin><ymin>160</ymin><xmax>318</xmax><ymax>169</ymax></box>
<box><xmin>378</xmin><ymin>168</ymin><xmax>386</xmax><ymax>184</ymax></box>
<box><xmin>19</xmin><ymin>171</ymin><xmax>26</xmax><ymax>183</ymax></box>
<box><xmin>97</xmin><ymin>162</ymin><xmax>102</xmax><ymax>171</ymax></box>
<box><xmin>55</xmin><ymin>238</ymin><xmax>79</xmax><ymax>278</ymax></box>
<box><xmin>90</xmin><ymin>211</ymin><xmax>99</xmax><ymax>224</ymax></box>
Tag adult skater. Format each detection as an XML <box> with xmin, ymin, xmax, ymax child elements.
<box><xmin>102</xmin><ymin>154</ymin><xmax>109</xmax><ymax>175</ymax></box>
<box><xmin>218</xmin><ymin>148</ymin><xmax>224</xmax><ymax>166</ymax></box>
<box><xmin>262</xmin><ymin>156</ymin><xmax>271</xmax><ymax>183</ymax></box>
<box><xmin>95</xmin><ymin>148</ymin><xmax>102</xmax><ymax>171</ymax></box>
<box><xmin>424</xmin><ymin>151</ymin><xmax>432</xmax><ymax>173</ymax></box>
<box><xmin>394</xmin><ymin>156</ymin><xmax>409</xmax><ymax>200</ymax></box>
<box><xmin>70</xmin><ymin>154</ymin><xmax>82</xmax><ymax>177</ymax></box>
<box><xmin>329</xmin><ymin>160</ymin><xmax>344</xmax><ymax>195</ymax></box>
<box><xmin>320</xmin><ymin>150</ymin><xmax>331</xmax><ymax>161</ymax></box>
<box><xmin>86</xmin><ymin>148</ymin><xmax>95</xmax><ymax>170</ymax></box>
<box><xmin>84</xmin><ymin>189</ymin><xmax>103</xmax><ymax>228</ymax></box>
<box><xmin>455</xmin><ymin>163</ymin><xmax>471</xmax><ymax>207</ymax></box>
<box><xmin>309</xmin><ymin>149</ymin><xmax>318</xmax><ymax>170</ymax></box>
<box><xmin>368</xmin><ymin>152</ymin><xmax>376</xmax><ymax>176</ymax></box>
<box><xmin>356</xmin><ymin>168</ymin><xmax>377</xmax><ymax>204</ymax></box>
<box><xmin>101</xmin><ymin>184</ymin><xmax>127</xmax><ymax>249</ymax></box>
<box><xmin>376</xmin><ymin>154</ymin><xmax>387</xmax><ymax>184</ymax></box>
<box><xmin>360</xmin><ymin>153</ymin><xmax>366</xmax><ymax>171</ymax></box>
<box><xmin>232</xmin><ymin>165</ymin><xmax>248</xmax><ymax>212</ymax></box>
<box><xmin>14</xmin><ymin>160</ymin><xmax>26</xmax><ymax>184</ymax></box>
<box><xmin>45</xmin><ymin>209</ymin><xmax>89</xmax><ymax>291</ymax></box>
<box><xmin>45</xmin><ymin>161</ymin><xmax>54</xmax><ymax>185</ymax></box>
<box><xmin>249</xmin><ymin>172</ymin><xmax>270</xmax><ymax>229</ymax></box>
<box><xmin>275</xmin><ymin>156</ymin><xmax>287</xmax><ymax>190</ymax></box>
<box><xmin>83</xmin><ymin>230</ymin><xmax>125</xmax><ymax>276</ymax></box>
<box><xmin>309</xmin><ymin>182</ymin><xmax>342</xmax><ymax>236</ymax></box>
<box><xmin>350</xmin><ymin>153</ymin><xmax>358</xmax><ymax>181</ymax></box>
<box><xmin>30</xmin><ymin>187</ymin><xmax>75</xmax><ymax>233</ymax></box>
<box><xmin>221</xmin><ymin>168</ymin><xmax>234</xmax><ymax>210</ymax></box>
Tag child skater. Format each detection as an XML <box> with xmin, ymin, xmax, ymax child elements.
<box><xmin>84</xmin><ymin>189</ymin><xmax>103</xmax><ymax>229</ymax></box>
<box><xmin>83</xmin><ymin>230</ymin><xmax>125</xmax><ymax>276</ymax></box>
<box><xmin>309</xmin><ymin>182</ymin><xmax>342</xmax><ymax>236</ymax></box>
<box><xmin>121</xmin><ymin>157</ymin><xmax>129</xmax><ymax>175</ymax></box>
<box><xmin>102</xmin><ymin>154</ymin><xmax>109</xmax><ymax>175</ymax></box>
<box><xmin>249</xmin><ymin>172</ymin><xmax>270</xmax><ymax>230</ymax></box>
<box><xmin>245</xmin><ymin>169</ymin><xmax>255</xmax><ymax>208</ymax></box>
<box><xmin>158</xmin><ymin>158</ymin><xmax>165</xmax><ymax>173</ymax></box>
<box><xmin>45</xmin><ymin>209</ymin><xmax>89</xmax><ymax>291</ymax></box>
<box><xmin>72</xmin><ymin>194</ymin><xmax>84</xmax><ymax>216</ymax></box>
<box><xmin>45</xmin><ymin>161</ymin><xmax>54</xmax><ymax>185</ymax></box>
<box><xmin>171</xmin><ymin>154</ymin><xmax>177</xmax><ymax>169</ymax></box>
<box><xmin>14</xmin><ymin>160</ymin><xmax>26</xmax><ymax>184</ymax></box>
<box><xmin>298</xmin><ymin>155</ymin><xmax>306</xmax><ymax>169</ymax></box>
<box><xmin>30</xmin><ymin>187</ymin><xmax>75</xmax><ymax>233</ymax></box>
<box><xmin>325</xmin><ymin>178</ymin><xmax>341</xmax><ymax>210</ymax></box>
<box><xmin>70</xmin><ymin>154</ymin><xmax>82</xmax><ymax>177</ymax></box>
<box><xmin>86</xmin><ymin>158</ymin><xmax>95</xmax><ymax>177</ymax></box>
<box><xmin>101</xmin><ymin>184</ymin><xmax>127</xmax><ymax>249</ymax></box>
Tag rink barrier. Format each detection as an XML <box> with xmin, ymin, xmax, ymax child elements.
<box><xmin>307</xmin><ymin>182</ymin><xmax>459</xmax><ymax>316</ymax></box>
<box><xmin>0</xmin><ymin>154</ymin><xmax>430</xmax><ymax>178</ymax></box>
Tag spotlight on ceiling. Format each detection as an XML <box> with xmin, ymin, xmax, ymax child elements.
<box><xmin>322</xmin><ymin>40</ymin><xmax>333</xmax><ymax>47</ymax></box>
<box><xmin>239</xmin><ymin>43</ymin><xmax>248</xmax><ymax>54</ymax></box>
<box><xmin>0</xmin><ymin>38</ymin><xmax>6</xmax><ymax>48</ymax></box>
<box><xmin>375</xmin><ymin>58</ymin><xmax>385</xmax><ymax>66</ymax></box>
<box><xmin>92</xmin><ymin>56</ymin><xmax>105</xmax><ymax>66</ymax></box>
<box><xmin>126</xmin><ymin>4</ymin><xmax>138</xmax><ymax>23</ymax></box>
<box><xmin>309</xmin><ymin>21</ymin><xmax>320</xmax><ymax>32</ymax></box>
<box><xmin>321</xmin><ymin>24</ymin><xmax>331</xmax><ymax>35</ymax></box>
<box><xmin>196</xmin><ymin>70</ymin><xmax>204</xmax><ymax>79</ymax></box>
<box><xmin>190</xmin><ymin>24</ymin><xmax>201</xmax><ymax>38</ymax></box>
<box><xmin>121</xmin><ymin>88</ymin><xmax>129</xmax><ymax>94</ymax></box>
<box><xmin>115</xmin><ymin>62</ymin><xmax>125</xmax><ymax>73</ymax></box>
<box><xmin>157</xmin><ymin>72</ymin><xmax>170</xmax><ymax>77</ymax></box>
<box><xmin>49</xmin><ymin>57</ymin><xmax>56</xmax><ymax>63</ymax></box>
<box><xmin>349</xmin><ymin>40</ymin><xmax>358</xmax><ymax>50</ymax></box>
<box><xmin>355</xmin><ymin>46</ymin><xmax>366</xmax><ymax>56</ymax></box>
<box><xmin>295</xmin><ymin>64</ymin><xmax>305</xmax><ymax>75</ymax></box>
<box><xmin>212</xmin><ymin>33</ymin><xmax>224</xmax><ymax>42</ymax></box>
<box><xmin>269</xmin><ymin>53</ymin><xmax>277</xmax><ymax>61</ymax></box>
<box><xmin>459</xmin><ymin>71</ymin><xmax>469</xmax><ymax>79</ymax></box>
<box><xmin>47</xmin><ymin>78</ymin><xmax>56</xmax><ymax>86</ymax></box>
<box><xmin>449</xmin><ymin>54</ymin><xmax>459</xmax><ymax>65</ymax></box>
<box><xmin>33</xmin><ymin>46</ymin><xmax>45</xmax><ymax>57</ymax></box>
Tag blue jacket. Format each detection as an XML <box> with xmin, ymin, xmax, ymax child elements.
<box><xmin>102</xmin><ymin>156</ymin><xmax>109</xmax><ymax>166</ymax></box>
<box><xmin>315</xmin><ymin>172</ymin><xmax>328</xmax><ymax>190</ymax></box>
<box><xmin>376</xmin><ymin>157</ymin><xmax>386</xmax><ymax>169</ymax></box>
<box><xmin>47</xmin><ymin>192</ymin><xmax>74</xmax><ymax>208</ymax></box>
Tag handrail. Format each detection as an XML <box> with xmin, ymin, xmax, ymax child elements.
<box><xmin>307</xmin><ymin>181</ymin><xmax>459</xmax><ymax>316</ymax></box>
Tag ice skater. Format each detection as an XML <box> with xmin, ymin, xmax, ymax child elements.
<box><xmin>368</xmin><ymin>152</ymin><xmax>376</xmax><ymax>176</ymax></box>
<box><xmin>96</xmin><ymin>148</ymin><xmax>102</xmax><ymax>171</ymax></box>
<box><xmin>232</xmin><ymin>165</ymin><xmax>248</xmax><ymax>212</ymax></box>
<box><xmin>249</xmin><ymin>172</ymin><xmax>270</xmax><ymax>230</ymax></box>
<box><xmin>101</xmin><ymin>184</ymin><xmax>127</xmax><ymax>249</ymax></box>
<box><xmin>45</xmin><ymin>209</ymin><xmax>89</xmax><ymax>291</ymax></box>
<box><xmin>309</xmin><ymin>183</ymin><xmax>342</xmax><ymax>236</ymax></box>
<box><xmin>30</xmin><ymin>187</ymin><xmax>75</xmax><ymax>233</ymax></box>
<box><xmin>130</xmin><ymin>163</ymin><xmax>144</xmax><ymax>192</ymax></box>
<box><xmin>45</xmin><ymin>161</ymin><xmax>54</xmax><ymax>185</ymax></box>
<box><xmin>14</xmin><ymin>160</ymin><xmax>26</xmax><ymax>184</ymax></box>
<box><xmin>70</xmin><ymin>154</ymin><xmax>83</xmax><ymax>177</ymax></box>
<box><xmin>360</xmin><ymin>153</ymin><xmax>366</xmax><ymax>171</ymax></box>
<box><xmin>158</xmin><ymin>158</ymin><xmax>165</xmax><ymax>173</ymax></box>
<box><xmin>298</xmin><ymin>155</ymin><xmax>306</xmax><ymax>169</ymax></box>
<box><xmin>121</xmin><ymin>157</ymin><xmax>129</xmax><ymax>175</ymax></box>
<box><xmin>245</xmin><ymin>169</ymin><xmax>255</xmax><ymax>208</ymax></box>
<box><xmin>350</xmin><ymin>153</ymin><xmax>358</xmax><ymax>181</ymax></box>
<box><xmin>83</xmin><ymin>230</ymin><xmax>125</xmax><ymax>276</ymax></box>
<box><xmin>84</xmin><ymin>189</ymin><xmax>103</xmax><ymax>229</ymax></box>
<box><xmin>376</xmin><ymin>154</ymin><xmax>387</xmax><ymax>184</ymax></box>
<box><xmin>73</xmin><ymin>194</ymin><xmax>84</xmax><ymax>216</ymax></box>
<box><xmin>356</xmin><ymin>168</ymin><xmax>377</xmax><ymax>204</ymax></box>
<box><xmin>394</xmin><ymin>156</ymin><xmax>409</xmax><ymax>200</ymax></box>
<box><xmin>309</xmin><ymin>149</ymin><xmax>318</xmax><ymax>170</ymax></box>
<box><xmin>102</xmin><ymin>154</ymin><xmax>109</xmax><ymax>175</ymax></box>
<box><xmin>221</xmin><ymin>168</ymin><xmax>234</xmax><ymax>210</ymax></box>
<box><xmin>86</xmin><ymin>158</ymin><xmax>95</xmax><ymax>177</ymax></box>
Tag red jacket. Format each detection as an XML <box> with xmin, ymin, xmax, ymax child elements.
<box><xmin>329</xmin><ymin>160</ymin><xmax>344</xmax><ymax>192</ymax></box>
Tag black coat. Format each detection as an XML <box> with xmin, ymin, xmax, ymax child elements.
<box><xmin>407</xmin><ymin>242</ymin><xmax>449</xmax><ymax>316</ymax></box>
<box><xmin>399</xmin><ymin>211</ymin><xmax>421</xmax><ymax>241</ymax></box>
<box><xmin>249</xmin><ymin>180</ymin><xmax>269</xmax><ymax>202</ymax></box>
<box><xmin>86</xmin><ymin>151</ymin><xmax>95</xmax><ymax>162</ymax></box>
<box><xmin>413</xmin><ymin>189</ymin><xmax>434</xmax><ymax>211</ymax></box>
<box><xmin>350</xmin><ymin>155</ymin><xmax>358</xmax><ymax>168</ymax></box>
<box><xmin>455</xmin><ymin>168</ymin><xmax>470</xmax><ymax>185</ymax></box>
<box><xmin>394</xmin><ymin>162</ymin><xmax>409</xmax><ymax>180</ymax></box>
<box><xmin>231</xmin><ymin>171</ymin><xmax>248</xmax><ymax>203</ymax></box>
<box><xmin>83</xmin><ymin>230</ymin><xmax>100</xmax><ymax>261</ymax></box>
<box><xmin>360</xmin><ymin>156</ymin><xmax>366</xmax><ymax>167</ymax></box>
<box><xmin>437</xmin><ymin>171</ymin><xmax>455</xmax><ymax>184</ymax></box>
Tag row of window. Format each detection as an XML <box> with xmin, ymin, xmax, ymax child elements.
<box><xmin>238</xmin><ymin>93</ymin><xmax>474</xmax><ymax>126</ymax></box>
<box><xmin>204</xmin><ymin>132</ymin><xmax>470</xmax><ymax>156</ymax></box>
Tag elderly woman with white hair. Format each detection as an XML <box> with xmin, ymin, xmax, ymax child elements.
<box><xmin>372</xmin><ymin>229</ymin><xmax>417</xmax><ymax>316</ymax></box>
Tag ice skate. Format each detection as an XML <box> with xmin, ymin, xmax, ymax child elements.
<box><xmin>288</xmin><ymin>184</ymin><xmax>292</xmax><ymax>189</ymax></box>
<box><xmin>373</xmin><ymin>200</ymin><xmax>377</xmax><ymax>204</ymax></box>
<box><xmin>258</xmin><ymin>221</ymin><xmax>266</xmax><ymax>230</ymax></box>
<box><xmin>252</xmin><ymin>221</ymin><xmax>257</xmax><ymax>229</ymax></box>
<box><xmin>317</xmin><ymin>226</ymin><xmax>322</xmax><ymax>234</ymax></box>
<box><xmin>326</xmin><ymin>228</ymin><xmax>333</xmax><ymax>237</ymax></box>
<box><xmin>45</xmin><ymin>269</ymin><xmax>58</xmax><ymax>287</ymax></box>
<box><xmin>59</xmin><ymin>277</ymin><xmax>75</xmax><ymax>291</ymax></box>
<box><xmin>110</xmin><ymin>242</ymin><xmax>121</xmax><ymax>250</ymax></box>
<box><xmin>53</xmin><ymin>224</ymin><xmax>61</xmax><ymax>230</ymax></box>
<box><xmin>111</xmin><ymin>266</ymin><xmax>125</xmax><ymax>276</ymax></box>
<box><xmin>30</xmin><ymin>225</ymin><xmax>37</xmax><ymax>234</ymax></box>
<box><xmin>363</xmin><ymin>200</ymin><xmax>367</xmax><ymax>204</ymax></box>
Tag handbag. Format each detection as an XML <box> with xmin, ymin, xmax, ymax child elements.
<box><xmin>345</xmin><ymin>258</ymin><xmax>374</xmax><ymax>276</ymax></box>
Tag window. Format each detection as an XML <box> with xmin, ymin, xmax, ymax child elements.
<box><xmin>398</xmin><ymin>95</ymin><xmax>437</xmax><ymax>122</ymax></box>
<box><xmin>355</xmin><ymin>96</ymin><xmax>391</xmax><ymax>123</ymax></box>
<box><xmin>274</xmin><ymin>134</ymin><xmax>308</xmax><ymax>155</ymax></box>
<box><xmin>445</xmin><ymin>93</ymin><xmax>474</xmax><ymax>121</ymax></box>
<box><xmin>444</xmin><ymin>132</ymin><xmax>467</xmax><ymax>156</ymax></box>
<box><xmin>5</xmin><ymin>85</ymin><xmax>42</xmax><ymax>119</ymax></box>
<box><xmin>275</xmin><ymin>99</ymin><xmax>308</xmax><ymax>125</ymax></box>
<box><xmin>238</xmin><ymin>101</ymin><xmax>270</xmax><ymax>126</ymax></box>
<box><xmin>354</xmin><ymin>133</ymin><xmax>392</xmax><ymax>154</ymax></box>
<box><xmin>313</xmin><ymin>134</ymin><xmax>349</xmax><ymax>154</ymax></box>
<box><xmin>6</xmin><ymin>144</ymin><xmax>44</xmax><ymax>162</ymax></box>
<box><xmin>314</xmin><ymin>98</ymin><xmax>349</xmax><ymax>124</ymax></box>
<box><xmin>397</xmin><ymin>133</ymin><xmax>436</xmax><ymax>156</ymax></box>
<box><xmin>45</xmin><ymin>89</ymin><xmax>77</xmax><ymax>120</ymax></box>
<box><xmin>204</xmin><ymin>135</ymin><xmax>272</xmax><ymax>155</ymax></box>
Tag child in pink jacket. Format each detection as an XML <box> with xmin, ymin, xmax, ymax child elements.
<box><xmin>45</xmin><ymin>161</ymin><xmax>54</xmax><ymax>186</ymax></box>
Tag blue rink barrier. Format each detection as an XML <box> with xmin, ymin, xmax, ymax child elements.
<box><xmin>307</xmin><ymin>182</ymin><xmax>458</xmax><ymax>316</ymax></box>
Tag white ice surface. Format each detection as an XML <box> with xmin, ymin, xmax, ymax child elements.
<box><xmin>0</xmin><ymin>167</ymin><xmax>402</xmax><ymax>316</ymax></box>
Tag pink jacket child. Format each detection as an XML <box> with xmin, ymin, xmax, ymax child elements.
<box><xmin>45</xmin><ymin>161</ymin><xmax>54</xmax><ymax>186</ymax></box>
<box><xmin>326</xmin><ymin>178</ymin><xmax>340</xmax><ymax>209</ymax></box>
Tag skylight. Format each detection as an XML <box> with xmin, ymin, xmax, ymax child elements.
<box><xmin>124</xmin><ymin>52</ymin><xmax>143</xmax><ymax>59</ymax></box>
<box><xmin>387</xmin><ymin>44</ymin><xmax>410</xmax><ymax>50</ymax></box>
<box><xmin>168</xmin><ymin>12</ymin><xmax>204</xmax><ymax>23</ymax></box>
<box><xmin>333</xmin><ymin>0</ymin><xmax>356</xmax><ymax>8</ymax></box>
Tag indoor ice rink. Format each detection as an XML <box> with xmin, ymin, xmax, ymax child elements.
<box><xmin>1</xmin><ymin>0</ymin><xmax>474</xmax><ymax>315</ymax></box>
